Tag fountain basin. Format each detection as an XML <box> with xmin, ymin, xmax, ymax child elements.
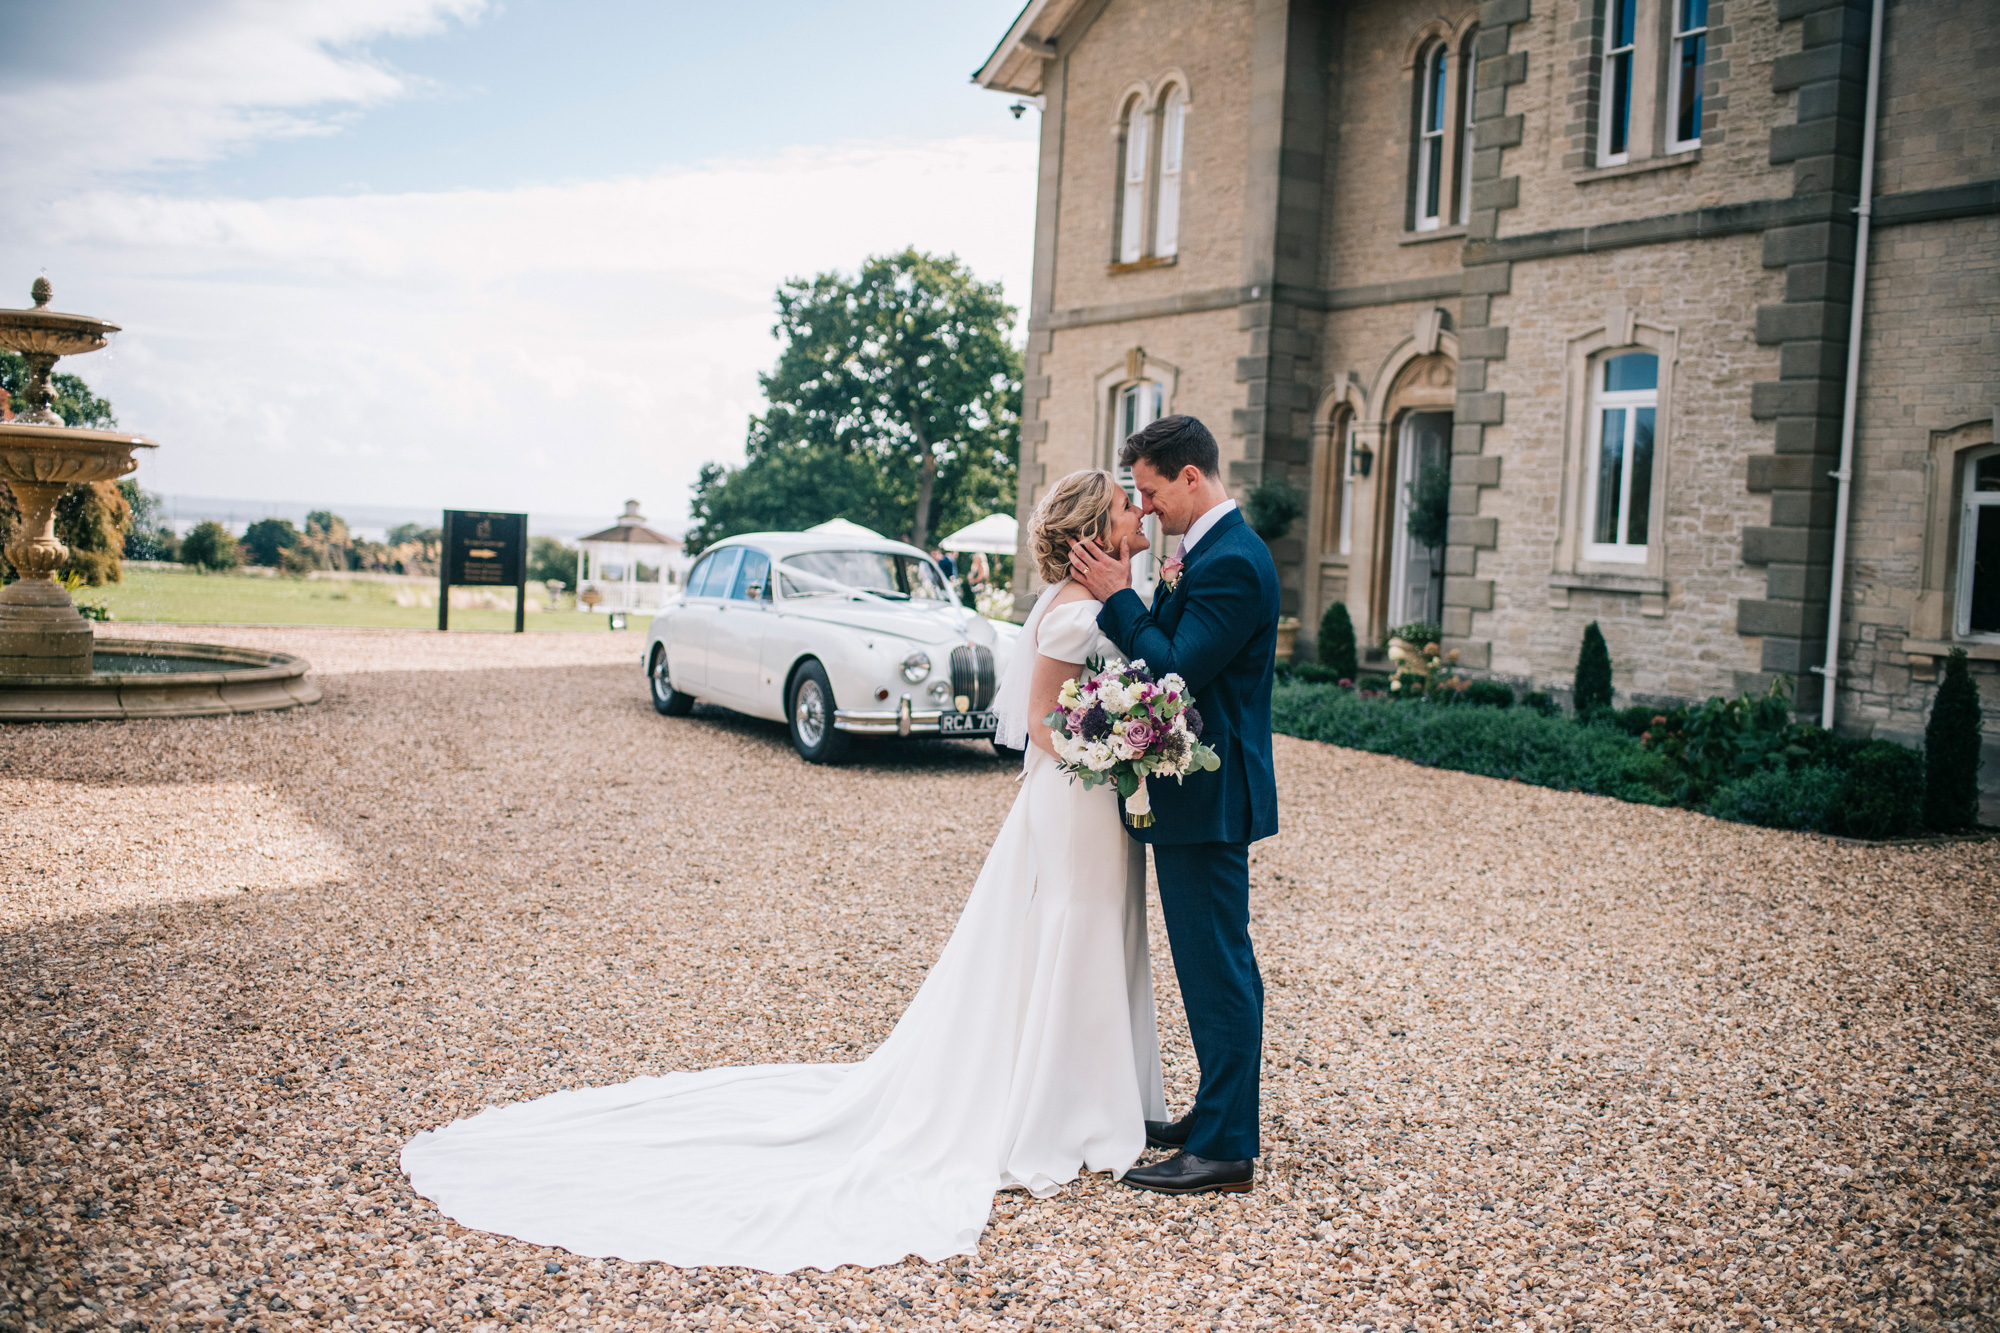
<box><xmin>0</xmin><ymin>637</ymin><xmax>320</xmax><ymax>722</ymax></box>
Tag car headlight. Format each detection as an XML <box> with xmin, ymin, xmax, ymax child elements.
<box><xmin>928</xmin><ymin>680</ymin><xmax>952</xmax><ymax>703</ymax></box>
<box><xmin>900</xmin><ymin>650</ymin><xmax>931</xmax><ymax>683</ymax></box>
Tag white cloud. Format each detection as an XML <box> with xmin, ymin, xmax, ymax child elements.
<box><xmin>8</xmin><ymin>135</ymin><xmax>1038</xmax><ymax>526</ymax></box>
<box><xmin>0</xmin><ymin>0</ymin><xmax>488</xmax><ymax>186</ymax></box>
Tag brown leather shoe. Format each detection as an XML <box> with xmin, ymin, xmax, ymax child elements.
<box><xmin>1122</xmin><ymin>1151</ymin><xmax>1254</xmax><ymax>1196</ymax></box>
<box><xmin>1145</xmin><ymin>1113</ymin><xmax>1194</xmax><ymax>1150</ymax></box>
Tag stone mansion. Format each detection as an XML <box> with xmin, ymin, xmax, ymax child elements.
<box><xmin>977</xmin><ymin>0</ymin><xmax>1998</xmax><ymax>805</ymax></box>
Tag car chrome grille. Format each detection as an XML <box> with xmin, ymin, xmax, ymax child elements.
<box><xmin>949</xmin><ymin>645</ymin><xmax>997</xmax><ymax>711</ymax></box>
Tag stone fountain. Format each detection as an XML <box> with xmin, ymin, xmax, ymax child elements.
<box><xmin>0</xmin><ymin>278</ymin><xmax>318</xmax><ymax>720</ymax></box>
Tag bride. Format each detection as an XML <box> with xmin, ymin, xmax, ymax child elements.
<box><xmin>401</xmin><ymin>469</ymin><xmax>1165</xmax><ymax>1273</ymax></box>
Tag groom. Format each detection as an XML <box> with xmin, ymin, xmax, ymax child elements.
<box><xmin>1070</xmin><ymin>413</ymin><xmax>1280</xmax><ymax>1196</ymax></box>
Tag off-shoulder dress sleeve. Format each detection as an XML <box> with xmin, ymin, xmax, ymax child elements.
<box><xmin>1034</xmin><ymin>599</ymin><xmax>1106</xmax><ymax>664</ymax></box>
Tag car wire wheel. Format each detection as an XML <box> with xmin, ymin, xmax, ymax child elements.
<box><xmin>787</xmin><ymin>660</ymin><xmax>850</xmax><ymax>763</ymax></box>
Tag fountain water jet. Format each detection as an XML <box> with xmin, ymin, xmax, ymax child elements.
<box><xmin>0</xmin><ymin>279</ymin><xmax>318</xmax><ymax>719</ymax></box>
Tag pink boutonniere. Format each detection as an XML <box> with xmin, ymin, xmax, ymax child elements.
<box><xmin>1159</xmin><ymin>557</ymin><xmax>1185</xmax><ymax>591</ymax></box>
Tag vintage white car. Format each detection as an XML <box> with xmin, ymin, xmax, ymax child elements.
<box><xmin>641</xmin><ymin>531</ymin><xmax>1020</xmax><ymax>763</ymax></box>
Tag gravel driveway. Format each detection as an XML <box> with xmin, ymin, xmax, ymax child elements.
<box><xmin>3</xmin><ymin>626</ymin><xmax>1995</xmax><ymax>1332</ymax></box>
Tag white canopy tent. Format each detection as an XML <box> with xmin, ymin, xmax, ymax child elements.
<box><xmin>805</xmin><ymin>517</ymin><xmax>886</xmax><ymax>540</ymax></box>
<box><xmin>938</xmin><ymin>513</ymin><xmax>1019</xmax><ymax>554</ymax></box>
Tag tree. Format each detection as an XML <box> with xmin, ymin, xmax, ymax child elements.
<box><xmin>1923</xmin><ymin>648</ymin><xmax>1983</xmax><ymax>830</ymax></box>
<box><xmin>179</xmin><ymin>520</ymin><xmax>240</xmax><ymax>572</ymax></box>
<box><xmin>1318</xmin><ymin>601</ymin><xmax>1359</xmax><ymax>679</ymax></box>
<box><xmin>242</xmin><ymin>518</ymin><xmax>300</xmax><ymax>567</ymax></box>
<box><xmin>1574</xmin><ymin>621</ymin><xmax>1614</xmax><ymax>714</ymax></box>
<box><xmin>690</xmin><ymin>248</ymin><xmax>1021</xmax><ymax>552</ymax></box>
<box><xmin>529</xmin><ymin>535</ymin><xmax>578</xmax><ymax>588</ymax></box>
<box><xmin>296</xmin><ymin>511</ymin><xmax>352</xmax><ymax>571</ymax></box>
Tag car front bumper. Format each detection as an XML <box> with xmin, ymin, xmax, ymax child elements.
<box><xmin>834</xmin><ymin>695</ymin><xmax>993</xmax><ymax>738</ymax></box>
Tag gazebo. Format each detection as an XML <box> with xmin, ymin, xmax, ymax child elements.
<box><xmin>576</xmin><ymin>501</ymin><xmax>685</xmax><ymax>614</ymax></box>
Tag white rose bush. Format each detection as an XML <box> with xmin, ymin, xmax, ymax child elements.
<box><xmin>1044</xmin><ymin>659</ymin><xmax>1220</xmax><ymax>826</ymax></box>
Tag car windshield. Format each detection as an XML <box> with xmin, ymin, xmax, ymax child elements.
<box><xmin>779</xmin><ymin>550</ymin><xmax>951</xmax><ymax>601</ymax></box>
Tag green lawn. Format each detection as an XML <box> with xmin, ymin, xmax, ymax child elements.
<box><xmin>83</xmin><ymin>568</ymin><xmax>651</xmax><ymax>634</ymax></box>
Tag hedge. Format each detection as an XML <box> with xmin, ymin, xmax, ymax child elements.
<box><xmin>1272</xmin><ymin>681</ymin><xmax>1934</xmax><ymax>837</ymax></box>
<box><xmin>1271</xmin><ymin>682</ymin><xmax>1679</xmax><ymax>805</ymax></box>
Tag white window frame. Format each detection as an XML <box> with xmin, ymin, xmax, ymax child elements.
<box><xmin>1118</xmin><ymin>98</ymin><xmax>1150</xmax><ymax>264</ymax></box>
<box><xmin>1117</xmin><ymin>380</ymin><xmax>1166</xmax><ymax>495</ymax></box>
<box><xmin>1582</xmin><ymin>351</ymin><xmax>1659</xmax><ymax>564</ymax></box>
<box><xmin>1669</xmin><ymin>0</ymin><xmax>1708</xmax><ymax>153</ymax></box>
<box><xmin>1156</xmin><ymin>89</ymin><xmax>1186</xmax><ymax>258</ymax></box>
<box><xmin>1414</xmin><ymin>43</ymin><xmax>1448</xmax><ymax>231</ymax></box>
<box><xmin>1599</xmin><ymin>0</ymin><xmax>1637</xmax><ymax>166</ymax></box>
<box><xmin>1457</xmin><ymin>36</ymin><xmax>1477</xmax><ymax>226</ymax></box>
<box><xmin>1338</xmin><ymin>418</ymin><xmax>1356</xmax><ymax>556</ymax></box>
<box><xmin>1955</xmin><ymin>445</ymin><xmax>2000</xmax><ymax>641</ymax></box>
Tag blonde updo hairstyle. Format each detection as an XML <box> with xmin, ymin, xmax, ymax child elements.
<box><xmin>1029</xmin><ymin>468</ymin><xmax>1122</xmax><ymax>586</ymax></box>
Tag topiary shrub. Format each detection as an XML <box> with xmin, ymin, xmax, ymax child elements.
<box><xmin>1708</xmin><ymin>766</ymin><xmax>1846</xmax><ymax>831</ymax></box>
<box><xmin>1824</xmin><ymin>740</ymin><xmax>1925</xmax><ymax>840</ymax></box>
<box><xmin>1574</xmin><ymin>621</ymin><xmax>1614</xmax><ymax>714</ymax></box>
<box><xmin>1245</xmin><ymin>479</ymin><xmax>1305</xmax><ymax>539</ymax></box>
<box><xmin>1522</xmin><ymin>690</ymin><xmax>1559</xmax><ymax>717</ymax></box>
<box><xmin>179</xmin><ymin>520</ymin><xmax>241</xmax><ymax>573</ymax></box>
<box><xmin>1923</xmin><ymin>648</ymin><xmax>1983</xmax><ymax>831</ymax></box>
<box><xmin>1318</xmin><ymin>600</ymin><xmax>1359</xmax><ymax>679</ymax></box>
<box><xmin>1459</xmin><ymin>679</ymin><xmax>1514</xmax><ymax>709</ymax></box>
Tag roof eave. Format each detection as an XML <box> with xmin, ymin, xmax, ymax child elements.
<box><xmin>972</xmin><ymin>0</ymin><xmax>1065</xmax><ymax>98</ymax></box>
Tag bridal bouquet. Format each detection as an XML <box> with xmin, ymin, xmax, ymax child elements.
<box><xmin>1044</xmin><ymin>659</ymin><xmax>1220</xmax><ymax>826</ymax></box>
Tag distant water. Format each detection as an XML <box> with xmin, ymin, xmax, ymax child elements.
<box><xmin>149</xmin><ymin>495</ymin><xmax>679</xmax><ymax>544</ymax></box>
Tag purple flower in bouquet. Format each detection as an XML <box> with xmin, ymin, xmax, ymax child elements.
<box><xmin>1080</xmin><ymin>703</ymin><xmax>1113</xmax><ymax>742</ymax></box>
<box><xmin>1123</xmin><ymin>718</ymin><xmax>1157</xmax><ymax>750</ymax></box>
<box><xmin>1184</xmin><ymin>705</ymin><xmax>1204</xmax><ymax>738</ymax></box>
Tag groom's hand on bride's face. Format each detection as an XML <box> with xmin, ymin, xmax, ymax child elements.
<box><xmin>1069</xmin><ymin>536</ymin><xmax>1132</xmax><ymax>600</ymax></box>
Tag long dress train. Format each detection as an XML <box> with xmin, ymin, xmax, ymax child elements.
<box><xmin>399</xmin><ymin>596</ymin><xmax>1163</xmax><ymax>1272</ymax></box>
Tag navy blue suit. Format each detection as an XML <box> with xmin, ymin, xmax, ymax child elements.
<box><xmin>1097</xmin><ymin>505</ymin><xmax>1279</xmax><ymax>1160</ymax></box>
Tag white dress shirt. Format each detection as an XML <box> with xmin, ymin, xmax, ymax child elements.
<box><xmin>1175</xmin><ymin>498</ymin><xmax>1238</xmax><ymax>561</ymax></box>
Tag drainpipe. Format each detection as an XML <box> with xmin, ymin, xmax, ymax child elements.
<box><xmin>1815</xmin><ymin>0</ymin><xmax>1885</xmax><ymax>731</ymax></box>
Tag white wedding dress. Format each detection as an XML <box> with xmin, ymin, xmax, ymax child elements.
<box><xmin>401</xmin><ymin>590</ymin><xmax>1164</xmax><ymax>1272</ymax></box>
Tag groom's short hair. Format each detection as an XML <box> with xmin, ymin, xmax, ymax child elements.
<box><xmin>1119</xmin><ymin>414</ymin><xmax>1221</xmax><ymax>480</ymax></box>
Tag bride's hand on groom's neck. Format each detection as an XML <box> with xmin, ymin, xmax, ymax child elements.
<box><xmin>1068</xmin><ymin>536</ymin><xmax>1132</xmax><ymax>602</ymax></box>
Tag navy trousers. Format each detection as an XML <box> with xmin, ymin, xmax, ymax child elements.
<box><xmin>1151</xmin><ymin>841</ymin><xmax>1264</xmax><ymax>1161</ymax></box>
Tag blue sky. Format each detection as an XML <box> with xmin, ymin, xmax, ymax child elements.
<box><xmin>0</xmin><ymin>0</ymin><xmax>1038</xmax><ymax>528</ymax></box>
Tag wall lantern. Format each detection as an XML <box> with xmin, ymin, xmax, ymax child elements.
<box><xmin>1349</xmin><ymin>443</ymin><xmax>1374</xmax><ymax>479</ymax></box>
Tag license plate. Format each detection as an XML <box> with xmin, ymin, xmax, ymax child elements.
<box><xmin>938</xmin><ymin>710</ymin><xmax>997</xmax><ymax>736</ymax></box>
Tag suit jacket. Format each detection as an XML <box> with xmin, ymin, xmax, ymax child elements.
<box><xmin>1096</xmin><ymin>506</ymin><xmax>1280</xmax><ymax>846</ymax></box>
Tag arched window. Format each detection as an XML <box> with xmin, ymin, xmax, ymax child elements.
<box><xmin>1584</xmin><ymin>350</ymin><xmax>1658</xmax><ymax>562</ymax></box>
<box><xmin>1321</xmin><ymin>408</ymin><xmax>1355</xmax><ymax>558</ymax></box>
<box><xmin>1957</xmin><ymin>447</ymin><xmax>2000</xmax><ymax>639</ymax></box>
<box><xmin>1155</xmin><ymin>87</ymin><xmax>1187</xmax><ymax>258</ymax></box>
<box><xmin>1414</xmin><ymin>43</ymin><xmax>1449</xmax><ymax>231</ymax></box>
<box><xmin>1457</xmin><ymin>31</ymin><xmax>1478</xmax><ymax>225</ymax></box>
<box><xmin>1599</xmin><ymin>0</ymin><xmax>1637</xmax><ymax>165</ymax></box>
<box><xmin>1117</xmin><ymin>96</ymin><xmax>1149</xmax><ymax>263</ymax></box>
<box><xmin>1117</xmin><ymin>379</ymin><xmax>1166</xmax><ymax>494</ymax></box>
<box><xmin>1670</xmin><ymin>0</ymin><xmax>1709</xmax><ymax>151</ymax></box>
